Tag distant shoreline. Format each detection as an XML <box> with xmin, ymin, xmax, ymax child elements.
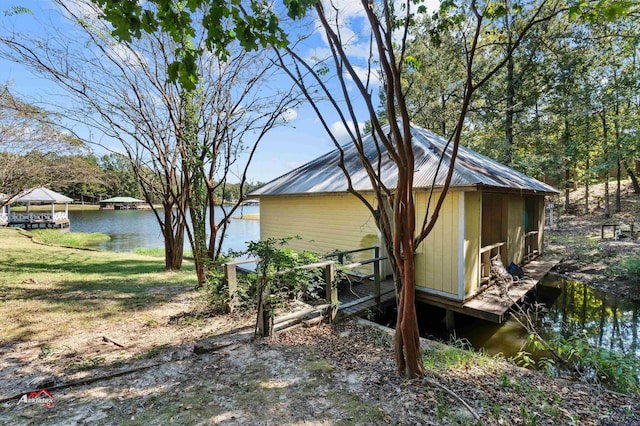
<box><xmin>232</xmin><ymin>213</ymin><xmax>260</xmax><ymax>220</ymax></box>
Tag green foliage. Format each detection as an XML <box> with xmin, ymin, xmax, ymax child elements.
<box><xmin>202</xmin><ymin>254</ymin><xmax>233</xmax><ymax>314</ymax></box>
<box><xmin>30</xmin><ymin>230</ymin><xmax>110</xmax><ymax>248</ymax></box>
<box><xmin>4</xmin><ymin>6</ymin><xmax>33</xmax><ymax>16</ymax></box>
<box><xmin>551</xmin><ymin>332</ymin><xmax>640</xmax><ymax>394</ymax></box>
<box><xmin>423</xmin><ymin>335</ymin><xmax>487</xmax><ymax>370</ymax></box>
<box><xmin>522</xmin><ymin>330</ymin><xmax>640</xmax><ymax>395</ymax></box>
<box><xmin>617</xmin><ymin>254</ymin><xmax>640</xmax><ymax>283</ymax></box>
<box><xmin>244</xmin><ymin>237</ymin><xmax>323</xmax><ymax>308</ymax></box>
<box><xmin>202</xmin><ymin>240</ymin><xmax>324</xmax><ymax>314</ymax></box>
<box><xmin>90</xmin><ymin>0</ymin><xmax>315</xmax><ymax>90</ymax></box>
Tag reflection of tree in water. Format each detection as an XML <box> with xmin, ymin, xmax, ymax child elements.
<box><xmin>543</xmin><ymin>277</ymin><xmax>640</xmax><ymax>357</ymax></box>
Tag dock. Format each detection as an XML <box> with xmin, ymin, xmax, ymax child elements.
<box><xmin>5</xmin><ymin>213</ymin><xmax>70</xmax><ymax>229</ymax></box>
<box><xmin>337</xmin><ymin>278</ymin><xmax>396</xmax><ymax>318</ymax></box>
<box><xmin>416</xmin><ymin>255</ymin><xmax>562</xmax><ymax>323</ymax></box>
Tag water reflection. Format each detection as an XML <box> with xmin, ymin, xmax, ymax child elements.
<box><xmin>68</xmin><ymin>206</ymin><xmax>260</xmax><ymax>253</ymax></box>
<box><xmin>420</xmin><ymin>274</ymin><xmax>640</xmax><ymax>360</ymax></box>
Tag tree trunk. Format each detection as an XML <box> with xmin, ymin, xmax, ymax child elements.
<box><xmin>504</xmin><ymin>54</ymin><xmax>515</xmax><ymax>165</ymax></box>
<box><xmin>392</xmin><ymin>161</ymin><xmax>424</xmax><ymax>379</ymax></box>
<box><xmin>585</xmin><ymin>156</ymin><xmax>590</xmax><ymax>214</ymax></box>
<box><xmin>601</xmin><ymin>111</ymin><xmax>610</xmax><ymax>218</ymax></box>
<box><xmin>604</xmin><ymin>177</ymin><xmax>610</xmax><ymax>218</ymax></box>
<box><xmin>162</xmin><ymin>201</ymin><xmax>185</xmax><ymax>270</ymax></box>
<box><xmin>565</xmin><ymin>167</ymin><xmax>571</xmax><ymax>212</ymax></box>
<box><xmin>616</xmin><ymin>159</ymin><xmax>622</xmax><ymax>213</ymax></box>
<box><xmin>624</xmin><ymin>161</ymin><xmax>640</xmax><ymax>193</ymax></box>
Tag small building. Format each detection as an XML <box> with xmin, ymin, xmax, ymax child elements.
<box><xmin>250</xmin><ymin>124</ymin><xmax>559</xmax><ymax>317</ymax></box>
<box><xmin>99</xmin><ymin>197</ymin><xmax>145</xmax><ymax>210</ymax></box>
<box><xmin>4</xmin><ymin>187</ymin><xmax>72</xmax><ymax>228</ymax></box>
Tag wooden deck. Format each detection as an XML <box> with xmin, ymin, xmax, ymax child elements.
<box><xmin>337</xmin><ymin>278</ymin><xmax>396</xmax><ymax>319</ymax></box>
<box><xmin>416</xmin><ymin>255</ymin><xmax>562</xmax><ymax>323</ymax></box>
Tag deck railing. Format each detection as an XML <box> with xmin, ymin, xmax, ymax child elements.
<box><xmin>9</xmin><ymin>212</ymin><xmax>68</xmax><ymax>222</ymax></box>
<box><xmin>221</xmin><ymin>246</ymin><xmax>387</xmax><ymax>333</ymax></box>
<box><xmin>479</xmin><ymin>242</ymin><xmax>506</xmax><ymax>284</ymax></box>
<box><xmin>523</xmin><ymin>230</ymin><xmax>540</xmax><ymax>261</ymax></box>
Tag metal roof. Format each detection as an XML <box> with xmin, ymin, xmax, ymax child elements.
<box><xmin>101</xmin><ymin>197</ymin><xmax>145</xmax><ymax>203</ymax></box>
<box><xmin>250</xmin><ymin>124</ymin><xmax>558</xmax><ymax>196</ymax></box>
<box><xmin>9</xmin><ymin>187</ymin><xmax>73</xmax><ymax>203</ymax></box>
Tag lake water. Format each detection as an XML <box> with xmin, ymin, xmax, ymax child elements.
<box><xmin>420</xmin><ymin>274</ymin><xmax>640</xmax><ymax>360</ymax></box>
<box><xmin>68</xmin><ymin>206</ymin><xmax>260</xmax><ymax>253</ymax></box>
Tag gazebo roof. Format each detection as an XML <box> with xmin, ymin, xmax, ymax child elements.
<box><xmin>101</xmin><ymin>197</ymin><xmax>144</xmax><ymax>203</ymax></box>
<box><xmin>9</xmin><ymin>187</ymin><xmax>73</xmax><ymax>203</ymax></box>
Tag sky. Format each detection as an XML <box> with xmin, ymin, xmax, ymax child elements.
<box><xmin>0</xmin><ymin>0</ymin><xmax>439</xmax><ymax>185</ymax></box>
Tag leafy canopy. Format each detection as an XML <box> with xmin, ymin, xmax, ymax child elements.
<box><xmin>90</xmin><ymin>0</ymin><xmax>316</xmax><ymax>90</ymax></box>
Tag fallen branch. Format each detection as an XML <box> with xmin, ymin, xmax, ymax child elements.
<box><xmin>0</xmin><ymin>362</ymin><xmax>162</xmax><ymax>404</ymax></box>
<box><xmin>422</xmin><ymin>377</ymin><xmax>481</xmax><ymax>422</ymax></box>
<box><xmin>102</xmin><ymin>335</ymin><xmax>125</xmax><ymax>348</ymax></box>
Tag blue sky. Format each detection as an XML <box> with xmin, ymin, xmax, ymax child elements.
<box><xmin>1</xmin><ymin>1</ymin><xmax>438</xmax><ymax>184</ymax></box>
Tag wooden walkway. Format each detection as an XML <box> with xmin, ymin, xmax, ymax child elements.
<box><xmin>416</xmin><ymin>255</ymin><xmax>561</xmax><ymax>323</ymax></box>
<box><xmin>462</xmin><ymin>255</ymin><xmax>561</xmax><ymax>322</ymax></box>
<box><xmin>337</xmin><ymin>278</ymin><xmax>395</xmax><ymax>319</ymax></box>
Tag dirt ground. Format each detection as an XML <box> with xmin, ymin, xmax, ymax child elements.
<box><xmin>548</xmin><ymin>180</ymin><xmax>640</xmax><ymax>301</ymax></box>
<box><xmin>1</xmin><ymin>182</ymin><xmax>640</xmax><ymax>425</ymax></box>
<box><xmin>2</xmin><ymin>320</ymin><xmax>638</xmax><ymax>425</ymax></box>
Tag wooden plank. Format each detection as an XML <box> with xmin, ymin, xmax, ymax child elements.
<box><xmin>417</xmin><ymin>255</ymin><xmax>561</xmax><ymax>323</ymax></box>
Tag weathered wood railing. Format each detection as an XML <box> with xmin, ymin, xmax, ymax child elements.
<box><xmin>221</xmin><ymin>246</ymin><xmax>387</xmax><ymax>333</ymax></box>
<box><xmin>523</xmin><ymin>230</ymin><xmax>540</xmax><ymax>262</ymax></box>
<box><xmin>480</xmin><ymin>242</ymin><xmax>506</xmax><ymax>284</ymax></box>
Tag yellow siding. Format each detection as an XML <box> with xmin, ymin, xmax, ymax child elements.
<box><xmin>464</xmin><ymin>191</ymin><xmax>481</xmax><ymax>296</ymax></box>
<box><xmin>415</xmin><ymin>192</ymin><xmax>460</xmax><ymax>297</ymax></box>
<box><xmin>507</xmin><ymin>196</ymin><xmax>525</xmax><ymax>264</ymax></box>
<box><xmin>260</xmin><ymin>194</ymin><xmax>379</xmax><ymax>265</ymax></box>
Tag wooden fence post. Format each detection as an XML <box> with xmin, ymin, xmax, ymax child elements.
<box><xmin>325</xmin><ymin>262</ymin><xmax>338</xmax><ymax>323</ymax></box>
<box><xmin>256</xmin><ymin>282</ymin><xmax>273</xmax><ymax>337</ymax></box>
<box><xmin>223</xmin><ymin>263</ymin><xmax>238</xmax><ymax>313</ymax></box>
<box><xmin>374</xmin><ymin>246</ymin><xmax>381</xmax><ymax>304</ymax></box>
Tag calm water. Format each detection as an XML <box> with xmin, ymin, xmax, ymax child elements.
<box><xmin>419</xmin><ymin>274</ymin><xmax>640</xmax><ymax>360</ymax></box>
<box><xmin>68</xmin><ymin>206</ymin><xmax>260</xmax><ymax>253</ymax></box>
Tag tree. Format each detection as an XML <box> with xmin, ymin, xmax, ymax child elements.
<box><xmin>99</xmin><ymin>153</ymin><xmax>143</xmax><ymax>199</ymax></box>
<box><xmin>0</xmin><ymin>85</ymin><xmax>85</xmax><ymax>203</ymax></box>
<box><xmin>84</xmin><ymin>0</ymin><xmax>631</xmax><ymax>379</ymax></box>
<box><xmin>0</xmin><ymin>1</ymin><xmax>297</xmax><ymax>276</ymax></box>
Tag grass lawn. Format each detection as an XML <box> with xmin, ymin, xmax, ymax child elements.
<box><xmin>30</xmin><ymin>229</ymin><xmax>111</xmax><ymax>248</ymax></box>
<box><xmin>0</xmin><ymin>227</ymin><xmax>198</xmax><ymax>357</ymax></box>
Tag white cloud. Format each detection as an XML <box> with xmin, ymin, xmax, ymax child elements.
<box><xmin>345</xmin><ymin>65</ymin><xmax>382</xmax><ymax>87</ymax></box>
<box><xmin>330</xmin><ymin>120</ymin><xmax>365</xmax><ymax>139</ymax></box>
<box><xmin>280</xmin><ymin>108</ymin><xmax>298</xmax><ymax>122</ymax></box>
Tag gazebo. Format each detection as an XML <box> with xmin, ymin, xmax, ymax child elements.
<box><xmin>6</xmin><ymin>187</ymin><xmax>73</xmax><ymax>228</ymax></box>
<box><xmin>99</xmin><ymin>196</ymin><xmax>145</xmax><ymax>210</ymax></box>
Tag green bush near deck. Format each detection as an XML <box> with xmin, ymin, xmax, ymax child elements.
<box><xmin>30</xmin><ymin>229</ymin><xmax>110</xmax><ymax>248</ymax></box>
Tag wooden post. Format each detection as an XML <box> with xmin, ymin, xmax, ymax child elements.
<box><xmin>223</xmin><ymin>263</ymin><xmax>238</xmax><ymax>313</ymax></box>
<box><xmin>256</xmin><ymin>282</ymin><xmax>273</xmax><ymax>337</ymax></box>
<box><xmin>445</xmin><ymin>310</ymin><xmax>456</xmax><ymax>330</ymax></box>
<box><xmin>482</xmin><ymin>250</ymin><xmax>490</xmax><ymax>279</ymax></box>
<box><xmin>374</xmin><ymin>246</ymin><xmax>381</xmax><ymax>304</ymax></box>
<box><xmin>325</xmin><ymin>263</ymin><xmax>338</xmax><ymax>323</ymax></box>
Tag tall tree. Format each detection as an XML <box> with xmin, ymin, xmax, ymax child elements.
<box><xmin>0</xmin><ymin>85</ymin><xmax>85</xmax><ymax>203</ymax></box>
<box><xmin>85</xmin><ymin>0</ymin><xmax>632</xmax><ymax>379</ymax></box>
<box><xmin>0</xmin><ymin>1</ymin><xmax>296</xmax><ymax>276</ymax></box>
